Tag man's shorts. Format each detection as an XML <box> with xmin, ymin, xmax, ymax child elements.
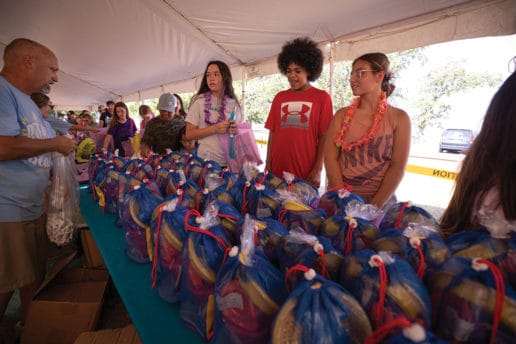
<box><xmin>0</xmin><ymin>215</ymin><xmax>52</xmax><ymax>292</ymax></box>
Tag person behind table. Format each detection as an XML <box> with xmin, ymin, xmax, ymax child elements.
<box><xmin>264</xmin><ymin>37</ymin><xmax>333</xmax><ymax>188</ymax></box>
<box><xmin>79</xmin><ymin>112</ymin><xmax>98</xmax><ymax>127</ymax></box>
<box><xmin>138</xmin><ymin>104</ymin><xmax>154</xmax><ymax>136</ymax></box>
<box><xmin>324</xmin><ymin>52</ymin><xmax>411</xmax><ymax>209</ymax></box>
<box><xmin>0</xmin><ymin>37</ymin><xmax>76</xmax><ymax>328</ymax></box>
<box><xmin>98</xmin><ymin>100</ymin><xmax>115</xmax><ymax>128</ymax></box>
<box><xmin>30</xmin><ymin>93</ymin><xmax>99</xmax><ymax>135</ymax></box>
<box><xmin>67</xmin><ymin>110</ymin><xmax>78</xmax><ymax>124</ymax></box>
<box><xmin>174</xmin><ymin>93</ymin><xmax>187</xmax><ymax>119</ymax></box>
<box><xmin>185</xmin><ymin>60</ymin><xmax>240</xmax><ymax>167</ymax></box>
<box><xmin>440</xmin><ymin>71</ymin><xmax>516</xmax><ymax>238</ymax></box>
<box><xmin>140</xmin><ymin>92</ymin><xmax>186</xmax><ymax>157</ymax></box>
<box><xmin>102</xmin><ymin>101</ymin><xmax>137</xmax><ymax>157</ymax></box>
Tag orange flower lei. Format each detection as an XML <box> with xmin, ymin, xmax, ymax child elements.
<box><xmin>334</xmin><ymin>92</ymin><xmax>388</xmax><ymax>152</ymax></box>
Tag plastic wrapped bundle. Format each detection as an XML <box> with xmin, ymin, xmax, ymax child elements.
<box><xmin>446</xmin><ymin>228</ymin><xmax>516</xmax><ymax>289</ymax></box>
<box><xmin>132</xmin><ymin>162</ymin><xmax>157</xmax><ymax>181</ymax></box>
<box><xmin>275</xmin><ymin>172</ymin><xmax>319</xmax><ymax>207</ymax></box>
<box><xmin>120</xmin><ymin>180</ymin><xmax>163</xmax><ymax>263</ymax></box>
<box><xmin>196</xmin><ymin>159</ymin><xmax>223</xmax><ymax>188</ymax></box>
<box><xmin>278</xmin><ymin>198</ymin><xmax>327</xmax><ymax>235</ymax></box>
<box><xmin>154</xmin><ymin>166</ymin><xmax>172</xmax><ymax>196</ymax></box>
<box><xmin>212</xmin><ymin>216</ymin><xmax>288</xmax><ymax>344</ymax></box>
<box><xmin>184</xmin><ymin>155</ymin><xmax>204</xmax><ymax>183</ymax></box>
<box><xmin>229</xmin><ymin>177</ymin><xmax>280</xmax><ymax>218</ymax></box>
<box><xmin>273</xmin><ymin>266</ymin><xmax>372</xmax><ymax>344</ymax></box>
<box><xmin>47</xmin><ymin>152</ymin><xmax>81</xmax><ymax>246</ymax></box>
<box><xmin>121</xmin><ymin>158</ymin><xmax>144</xmax><ymax>176</ymax></box>
<box><xmin>365</xmin><ymin>317</ymin><xmax>446</xmax><ymax>344</ymax></box>
<box><xmin>380</xmin><ymin>201</ymin><xmax>438</xmax><ymax>230</ymax></box>
<box><xmin>91</xmin><ymin>160</ymin><xmax>115</xmax><ymax>210</ymax></box>
<box><xmin>317</xmin><ymin>187</ymin><xmax>365</xmax><ymax>217</ymax></box>
<box><xmin>156</xmin><ymin>152</ymin><xmax>186</xmax><ymax>170</ymax></box>
<box><xmin>150</xmin><ymin>198</ymin><xmax>189</xmax><ymax>303</ymax></box>
<box><xmin>208</xmin><ymin>200</ymin><xmax>243</xmax><ymax>241</ymax></box>
<box><xmin>179</xmin><ymin>209</ymin><xmax>232</xmax><ymax>341</ymax></box>
<box><xmin>101</xmin><ymin>168</ymin><xmax>124</xmax><ymax>214</ymax></box>
<box><xmin>203</xmin><ymin>172</ymin><xmax>235</xmax><ymax>207</ymax></box>
<box><xmin>255</xmin><ymin>170</ymin><xmax>283</xmax><ymax>190</ymax></box>
<box><xmin>87</xmin><ymin>155</ymin><xmax>105</xmax><ymax>190</ymax></box>
<box><xmin>109</xmin><ymin>154</ymin><xmax>128</xmax><ymax>170</ymax></box>
<box><xmin>339</xmin><ymin>250</ymin><xmax>431</xmax><ymax>329</ymax></box>
<box><xmin>143</xmin><ymin>152</ymin><xmax>164</xmax><ymax>169</ymax></box>
<box><xmin>163</xmin><ymin>169</ymin><xmax>200</xmax><ymax>200</ymax></box>
<box><xmin>278</xmin><ymin>228</ymin><xmax>344</xmax><ymax>282</ymax></box>
<box><xmin>115</xmin><ymin>172</ymin><xmax>142</xmax><ymax>227</ymax></box>
<box><xmin>235</xmin><ymin>217</ymin><xmax>289</xmax><ymax>267</ymax></box>
<box><xmin>162</xmin><ymin>190</ymin><xmax>196</xmax><ymax>210</ymax></box>
<box><xmin>320</xmin><ymin>202</ymin><xmax>381</xmax><ymax>255</ymax></box>
<box><xmin>372</xmin><ymin>223</ymin><xmax>450</xmax><ymax>279</ymax></box>
<box><xmin>426</xmin><ymin>257</ymin><xmax>516</xmax><ymax>343</ymax></box>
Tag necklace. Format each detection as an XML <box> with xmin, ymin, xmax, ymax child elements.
<box><xmin>334</xmin><ymin>92</ymin><xmax>388</xmax><ymax>152</ymax></box>
<box><xmin>204</xmin><ymin>91</ymin><xmax>228</xmax><ymax>125</ymax></box>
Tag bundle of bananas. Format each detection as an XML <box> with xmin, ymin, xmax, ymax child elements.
<box><xmin>234</xmin><ymin>217</ymin><xmax>289</xmax><ymax>267</ymax></box>
<box><xmin>150</xmin><ymin>199</ymin><xmax>189</xmax><ymax>303</ymax></box>
<box><xmin>380</xmin><ymin>201</ymin><xmax>439</xmax><ymax>230</ymax></box>
<box><xmin>272</xmin><ymin>268</ymin><xmax>372</xmax><ymax>344</ymax></box>
<box><xmin>120</xmin><ymin>180</ymin><xmax>164</xmax><ymax>263</ymax></box>
<box><xmin>426</xmin><ymin>257</ymin><xmax>516</xmax><ymax>343</ymax></box>
<box><xmin>339</xmin><ymin>250</ymin><xmax>431</xmax><ymax>329</ymax></box>
<box><xmin>255</xmin><ymin>170</ymin><xmax>283</xmax><ymax>190</ymax></box>
<box><xmin>446</xmin><ymin>228</ymin><xmax>516</xmax><ymax>289</ymax></box>
<box><xmin>276</xmin><ymin>177</ymin><xmax>319</xmax><ymax>207</ymax></box>
<box><xmin>372</xmin><ymin>223</ymin><xmax>450</xmax><ymax>279</ymax></box>
<box><xmin>197</xmin><ymin>159</ymin><xmax>224</xmax><ymax>188</ymax></box>
<box><xmin>278</xmin><ymin>198</ymin><xmax>326</xmax><ymax>235</ymax></box>
<box><xmin>279</xmin><ymin>230</ymin><xmax>344</xmax><ymax>283</ymax></box>
<box><xmin>102</xmin><ymin>169</ymin><xmax>124</xmax><ymax>214</ymax></box>
<box><xmin>132</xmin><ymin>162</ymin><xmax>156</xmax><ymax>181</ymax></box>
<box><xmin>209</xmin><ymin>200</ymin><xmax>243</xmax><ymax>241</ymax></box>
<box><xmin>229</xmin><ymin>177</ymin><xmax>280</xmax><ymax>218</ymax></box>
<box><xmin>180</xmin><ymin>215</ymin><xmax>233</xmax><ymax>341</ymax></box>
<box><xmin>317</xmin><ymin>187</ymin><xmax>364</xmax><ymax>217</ymax></box>
<box><xmin>320</xmin><ymin>214</ymin><xmax>380</xmax><ymax>256</ymax></box>
<box><xmin>164</xmin><ymin>170</ymin><xmax>200</xmax><ymax>199</ymax></box>
<box><xmin>213</xmin><ymin>246</ymin><xmax>287</xmax><ymax>343</ymax></box>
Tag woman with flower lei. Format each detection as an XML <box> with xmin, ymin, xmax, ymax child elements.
<box><xmin>324</xmin><ymin>52</ymin><xmax>411</xmax><ymax>208</ymax></box>
<box><xmin>185</xmin><ymin>60</ymin><xmax>241</xmax><ymax>166</ymax></box>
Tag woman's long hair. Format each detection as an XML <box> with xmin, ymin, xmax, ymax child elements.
<box><xmin>440</xmin><ymin>71</ymin><xmax>516</xmax><ymax>237</ymax></box>
<box><xmin>109</xmin><ymin>101</ymin><xmax>130</xmax><ymax>129</ymax></box>
<box><xmin>193</xmin><ymin>60</ymin><xmax>238</xmax><ymax>103</ymax></box>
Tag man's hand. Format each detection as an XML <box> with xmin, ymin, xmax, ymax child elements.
<box><xmin>54</xmin><ymin>135</ymin><xmax>76</xmax><ymax>156</ymax></box>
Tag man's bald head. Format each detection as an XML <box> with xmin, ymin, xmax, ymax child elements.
<box><xmin>1</xmin><ymin>38</ymin><xmax>59</xmax><ymax>95</ymax></box>
<box><xmin>3</xmin><ymin>38</ymin><xmax>55</xmax><ymax>65</ymax></box>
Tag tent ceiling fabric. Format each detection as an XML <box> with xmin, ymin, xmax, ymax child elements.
<box><xmin>0</xmin><ymin>0</ymin><xmax>515</xmax><ymax>108</ymax></box>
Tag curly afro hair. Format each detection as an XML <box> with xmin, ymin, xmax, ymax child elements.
<box><xmin>277</xmin><ymin>37</ymin><xmax>324</xmax><ymax>82</ymax></box>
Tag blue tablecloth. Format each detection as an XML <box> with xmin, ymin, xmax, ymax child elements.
<box><xmin>79</xmin><ymin>186</ymin><xmax>202</xmax><ymax>344</ymax></box>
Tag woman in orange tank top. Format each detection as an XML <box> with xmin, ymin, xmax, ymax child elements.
<box><xmin>324</xmin><ymin>53</ymin><xmax>411</xmax><ymax>208</ymax></box>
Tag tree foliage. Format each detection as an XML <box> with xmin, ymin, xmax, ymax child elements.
<box><xmin>411</xmin><ymin>59</ymin><xmax>500</xmax><ymax>136</ymax></box>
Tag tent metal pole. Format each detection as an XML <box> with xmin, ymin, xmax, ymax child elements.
<box><xmin>329</xmin><ymin>42</ymin><xmax>335</xmax><ymax>100</ymax></box>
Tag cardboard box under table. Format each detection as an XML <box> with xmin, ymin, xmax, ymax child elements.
<box><xmin>80</xmin><ymin>227</ymin><xmax>106</xmax><ymax>269</ymax></box>
<box><xmin>74</xmin><ymin>324</ymin><xmax>141</xmax><ymax>344</ymax></box>
<box><xmin>21</xmin><ymin>252</ymin><xmax>109</xmax><ymax>344</ymax></box>
<box><xmin>78</xmin><ymin>186</ymin><xmax>202</xmax><ymax>344</ymax></box>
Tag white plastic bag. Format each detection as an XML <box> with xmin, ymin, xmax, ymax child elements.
<box><xmin>47</xmin><ymin>152</ymin><xmax>80</xmax><ymax>245</ymax></box>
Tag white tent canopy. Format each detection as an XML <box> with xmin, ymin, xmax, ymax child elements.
<box><xmin>1</xmin><ymin>0</ymin><xmax>515</xmax><ymax>108</ymax></box>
